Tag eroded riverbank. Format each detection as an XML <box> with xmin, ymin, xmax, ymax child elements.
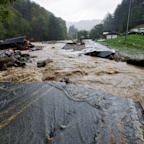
<box><xmin>0</xmin><ymin>42</ymin><xmax>144</xmax><ymax>108</ymax></box>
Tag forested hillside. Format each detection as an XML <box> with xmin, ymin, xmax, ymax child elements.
<box><xmin>0</xmin><ymin>0</ymin><xmax>67</xmax><ymax>41</ymax></box>
<box><xmin>103</xmin><ymin>0</ymin><xmax>144</xmax><ymax>32</ymax></box>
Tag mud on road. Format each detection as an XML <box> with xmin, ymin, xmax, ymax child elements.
<box><xmin>0</xmin><ymin>81</ymin><xmax>144</xmax><ymax>144</ymax></box>
<box><xmin>0</xmin><ymin>42</ymin><xmax>144</xmax><ymax>108</ymax></box>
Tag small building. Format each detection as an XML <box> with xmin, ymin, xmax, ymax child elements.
<box><xmin>103</xmin><ymin>32</ymin><xmax>121</xmax><ymax>39</ymax></box>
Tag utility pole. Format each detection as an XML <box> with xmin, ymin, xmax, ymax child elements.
<box><xmin>125</xmin><ymin>0</ymin><xmax>132</xmax><ymax>41</ymax></box>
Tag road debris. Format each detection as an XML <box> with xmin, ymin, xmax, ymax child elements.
<box><xmin>0</xmin><ymin>36</ymin><xmax>34</xmax><ymax>50</ymax></box>
<box><xmin>60</xmin><ymin>77</ymin><xmax>70</xmax><ymax>83</ymax></box>
<box><xmin>63</xmin><ymin>43</ymin><xmax>85</xmax><ymax>51</ymax></box>
<box><xmin>0</xmin><ymin>50</ymin><xmax>31</xmax><ymax>70</ymax></box>
<box><xmin>64</xmin><ymin>40</ymin><xmax>128</xmax><ymax>62</ymax></box>
<box><xmin>60</xmin><ymin>125</ymin><xmax>66</xmax><ymax>130</ymax></box>
<box><xmin>37</xmin><ymin>59</ymin><xmax>53</xmax><ymax>68</ymax></box>
<box><xmin>46</xmin><ymin>137</ymin><xmax>53</xmax><ymax>143</ymax></box>
<box><xmin>30</xmin><ymin>47</ymin><xmax>42</xmax><ymax>51</ymax></box>
<box><xmin>0</xmin><ymin>81</ymin><xmax>143</xmax><ymax>144</ymax></box>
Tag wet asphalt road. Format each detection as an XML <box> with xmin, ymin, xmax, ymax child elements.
<box><xmin>0</xmin><ymin>81</ymin><xmax>144</xmax><ymax>144</ymax></box>
<box><xmin>83</xmin><ymin>39</ymin><xmax>115</xmax><ymax>52</ymax></box>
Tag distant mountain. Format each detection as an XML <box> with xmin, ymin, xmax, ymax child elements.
<box><xmin>66</xmin><ymin>19</ymin><xmax>102</xmax><ymax>31</ymax></box>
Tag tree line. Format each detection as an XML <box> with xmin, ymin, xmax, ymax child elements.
<box><xmin>103</xmin><ymin>0</ymin><xmax>144</xmax><ymax>32</ymax></box>
<box><xmin>68</xmin><ymin>24</ymin><xmax>104</xmax><ymax>40</ymax></box>
<box><xmin>0</xmin><ymin>0</ymin><xmax>67</xmax><ymax>41</ymax></box>
<box><xmin>70</xmin><ymin>0</ymin><xmax>144</xmax><ymax>40</ymax></box>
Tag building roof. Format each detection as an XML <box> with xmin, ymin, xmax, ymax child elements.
<box><xmin>103</xmin><ymin>32</ymin><xmax>121</xmax><ymax>36</ymax></box>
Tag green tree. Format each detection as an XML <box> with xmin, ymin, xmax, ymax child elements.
<box><xmin>0</xmin><ymin>0</ymin><xmax>16</xmax><ymax>19</ymax></box>
<box><xmin>0</xmin><ymin>23</ymin><xmax>6</xmax><ymax>38</ymax></box>
<box><xmin>105</xmin><ymin>0</ymin><xmax>144</xmax><ymax>33</ymax></box>
<box><xmin>89</xmin><ymin>24</ymin><xmax>104</xmax><ymax>39</ymax></box>
<box><xmin>103</xmin><ymin>13</ymin><xmax>114</xmax><ymax>32</ymax></box>
<box><xmin>0</xmin><ymin>0</ymin><xmax>67</xmax><ymax>41</ymax></box>
<box><xmin>68</xmin><ymin>25</ymin><xmax>77</xmax><ymax>39</ymax></box>
<box><xmin>48</xmin><ymin>14</ymin><xmax>59</xmax><ymax>40</ymax></box>
<box><xmin>78</xmin><ymin>30</ymin><xmax>89</xmax><ymax>39</ymax></box>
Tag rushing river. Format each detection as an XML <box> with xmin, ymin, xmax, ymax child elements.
<box><xmin>0</xmin><ymin>42</ymin><xmax>144</xmax><ymax>108</ymax></box>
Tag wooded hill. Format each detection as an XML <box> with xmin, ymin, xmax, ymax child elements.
<box><xmin>103</xmin><ymin>0</ymin><xmax>144</xmax><ymax>33</ymax></box>
<box><xmin>0</xmin><ymin>0</ymin><xmax>67</xmax><ymax>41</ymax></box>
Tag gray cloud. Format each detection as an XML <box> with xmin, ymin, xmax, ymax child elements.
<box><xmin>32</xmin><ymin>0</ymin><xmax>122</xmax><ymax>21</ymax></box>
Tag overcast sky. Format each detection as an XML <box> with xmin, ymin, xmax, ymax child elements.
<box><xmin>32</xmin><ymin>0</ymin><xmax>122</xmax><ymax>22</ymax></box>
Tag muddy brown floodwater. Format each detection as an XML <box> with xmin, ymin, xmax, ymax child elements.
<box><xmin>0</xmin><ymin>42</ymin><xmax>144</xmax><ymax>108</ymax></box>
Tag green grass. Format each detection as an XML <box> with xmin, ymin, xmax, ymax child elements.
<box><xmin>100</xmin><ymin>35</ymin><xmax>144</xmax><ymax>57</ymax></box>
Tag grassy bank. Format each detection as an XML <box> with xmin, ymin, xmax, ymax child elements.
<box><xmin>99</xmin><ymin>35</ymin><xmax>144</xmax><ymax>67</ymax></box>
<box><xmin>100</xmin><ymin>35</ymin><xmax>144</xmax><ymax>57</ymax></box>
<box><xmin>133</xmin><ymin>24</ymin><xmax>144</xmax><ymax>29</ymax></box>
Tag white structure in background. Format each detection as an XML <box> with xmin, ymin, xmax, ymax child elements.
<box><xmin>138</xmin><ymin>28</ymin><xmax>144</xmax><ymax>35</ymax></box>
<box><xmin>103</xmin><ymin>32</ymin><xmax>121</xmax><ymax>40</ymax></box>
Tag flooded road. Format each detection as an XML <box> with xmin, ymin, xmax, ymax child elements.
<box><xmin>0</xmin><ymin>42</ymin><xmax>144</xmax><ymax>108</ymax></box>
<box><xmin>1</xmin><ymin>81</ymin><xmax>144</xmax><ymax>144</ymax></box>
<box><xmin>82</xmin><ymin>39</ymin><xmax>115</xmax><ymax>53</ymax></box>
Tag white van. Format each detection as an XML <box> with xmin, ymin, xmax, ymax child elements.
<box><xmin>138</xmin><ymin>28</ymin><xmax>144</xmax><ymax>35</ymax></box>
